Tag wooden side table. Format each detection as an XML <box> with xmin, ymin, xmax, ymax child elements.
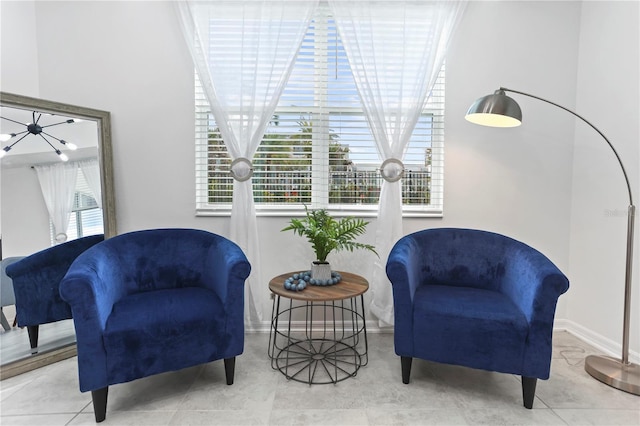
<box><xmin>268</xmin><ymin>271</ymin><xmax>369</xmax><ymax>384</ymax></box>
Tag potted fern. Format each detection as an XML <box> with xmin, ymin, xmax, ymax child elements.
<box><xmin>282</xmin><ymin>207</ymin><xmax>378</xmax><ymax>281</ymax></box>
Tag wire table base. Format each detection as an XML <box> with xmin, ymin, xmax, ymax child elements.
<box><xmin>268</xmin><ymin>271</ymin><xmax>369</xmax><ymax>385</ymax></box>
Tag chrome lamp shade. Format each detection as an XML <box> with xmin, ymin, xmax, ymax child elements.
<box><xmin>465</xmin><ymin>87</ymin><xmax>638</xmax><ymax>396</ymax></box>
<box><xmin>465</xmin><ymin>89</ymin><xmax>522</xmax><ymax>127</ymax></box>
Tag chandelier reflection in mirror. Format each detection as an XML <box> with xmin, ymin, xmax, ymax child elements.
<box><xmin>0</xmin><ymin>110</ymin><xmax>81</xmax><ymax>161</ymax></box>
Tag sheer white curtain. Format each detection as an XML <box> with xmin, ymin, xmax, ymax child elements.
<box><xmin>329</xmin><ymin>0</ymin><xmax>467</xmax><ymax>325</ymax></box>
<box><xmin>34</xmin><ymin>162</ymin><xmax>78</xmax><ymax>243</ymax></box>
<box><xmin>176</xmin><ymin>0</ymin><xmax>318</xmax><ymax>325</ymax></box>
<box><xmin>79</xmin><ymin>159</ymin><xmax>102</xmax><ymax>209</ymax></box>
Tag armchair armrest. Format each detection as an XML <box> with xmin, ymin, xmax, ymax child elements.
<box><xmin>500</xmin><ymin>246</ymin><xmax>569</xmax><ymax>378</ymax></box>
<box><xmin>386</xmin><ymin>235</ymin><xmax>423</xmax><ymax>355</ymax></box>
<box><xmin>386</xmin><ymin>236</ymin><xmax>422</xmax><ymax>303</ymax></box>
<box><xmin>500</xmin><ymin>246</ymin><xmax>569</xmax><ymax>324</ymax></box>
<box><xmin>201</xmin><ymin>236</ymin><xmax>251</xmax><ymax>306</ymax></box>
<box><xmin>60</xmin><ymin>245</ymin><xmax>127</xmax><ymax>392</ymax></box>
<box><xmin>201</xmin><ymin>236</ymin><xmax>251</xmax><ymax>341</ymax></box>
<box><xmin>60</xmin><ymin>246</ymin><xmax>126</xmax><ymax>331</ymax></box>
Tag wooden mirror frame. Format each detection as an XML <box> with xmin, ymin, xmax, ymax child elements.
<box><xmin>0</xmin><ymin>91</ymin><xmax>117</xmax><ymax>379</ymax></box>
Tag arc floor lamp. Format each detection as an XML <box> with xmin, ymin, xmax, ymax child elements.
<box><xmin>466</xmin><ymin>87</ymin><xmax>638</xmax><ymax>395</ymax></box>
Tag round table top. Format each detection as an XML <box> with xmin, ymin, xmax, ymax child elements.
<box><xmin>269</xmin><ymin>270</ymin><xmax>369</xmax><ymax>302</ymax></box>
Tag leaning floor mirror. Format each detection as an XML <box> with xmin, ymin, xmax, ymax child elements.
<box><xmin>0</xmin><ymin>92</ymin><xmax>116</xmax><ymax>379</ymax></box>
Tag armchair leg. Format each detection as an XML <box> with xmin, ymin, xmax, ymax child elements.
<box><xmin>522</xmin><ymin>376</ymin><xmax>537</xmax><ymax>409</ymax></box>
<box><xmin>401</xmin><ymin>356</ymin><xmax>412</xmax><ymax>384</ymax></box>
<box><xmin>91</xmin><ymin>387</ymin><xmax>108</xmax><ymax>422</ymax></box>
<box><xmin>224</xmin><ymin>357</ymin><xmax>236</xmax><ymax>385</ymax></box>
<box><xmin>27</xmin><ymin>325</ymin><xmax>39</xmax><ymax>351</ymax></box>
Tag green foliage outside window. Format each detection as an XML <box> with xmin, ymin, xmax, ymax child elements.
<box><xmin>206</xmin><ymin>118</ymin><xmax>431</xmax><ymax>205</ymax></box>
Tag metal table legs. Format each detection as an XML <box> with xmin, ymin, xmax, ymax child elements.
<box><xmin>268</xmin><ymin>295</ymin><xmax>368</xmax><ymax>384</ymax></box>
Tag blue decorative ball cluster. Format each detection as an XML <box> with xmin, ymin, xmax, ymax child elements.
<box><xmin>283</xmin><ymin>271</ymin><xmax>342</xmax><ymax>291</ymax></box>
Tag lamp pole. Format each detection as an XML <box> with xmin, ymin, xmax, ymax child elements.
<box><xmin>467</xmin><ymin>87</ymin><xmax>638</xmax><ymax>395</ymax></box>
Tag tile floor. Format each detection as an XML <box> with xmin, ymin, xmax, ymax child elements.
<box><xmin>1</xmin><ymin>318</ymin><xmax>76</xmax><ymax>365</ymax></box>
<box><xmin>0</xmin><ymin>331</ymin><xmax>638</xmax><ymax>425</ymax></box>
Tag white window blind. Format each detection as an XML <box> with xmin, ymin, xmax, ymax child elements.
<box><xmin>195</xmin><ymin>5</ymin><xmax>444</xmax><ymax>215</ymax></box>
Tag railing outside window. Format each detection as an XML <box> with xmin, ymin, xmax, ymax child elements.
<box><xmin>207</xmin><ymin>167</ymin><xmax>431</xmax><ymax>206</ymax></box>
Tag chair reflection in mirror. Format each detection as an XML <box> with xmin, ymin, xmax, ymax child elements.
<box><xmin>5</xmin><ymin>234</ymin><xmax>104</xmax><ymax>350</ymax></box>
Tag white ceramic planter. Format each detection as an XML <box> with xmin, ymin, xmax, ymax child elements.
<box><xmin>311</xmin><ymin>261</ymin><xmax>332</xmax><ymax>281</ymax></box>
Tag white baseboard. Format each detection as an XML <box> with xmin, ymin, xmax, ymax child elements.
<box><xmin>554</xmin><ymin>319</ymin><xmax>640</xmax><ymax>364</ymax></box>
<box><xmin>249</xmin><ymin>318</ymin><xmax>639</xmax><ymax>364</ymax></box>
<box><xmin>246</xmin><ymin>319</ymin><xmax>391</xmax><ymax>335</ymax></box>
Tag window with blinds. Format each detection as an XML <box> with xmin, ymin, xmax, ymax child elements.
<box><xmin>195</xmin><ymin>6</ymin><xmax>445</xmax><ymax>215</ymax></box>
<box><xmin>53</xmin><ymin>167</ymin><xmax>103</xmax><ymax>242</ymax></box>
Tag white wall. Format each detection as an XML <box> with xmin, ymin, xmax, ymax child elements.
<box><xmin>0</xmin><ymin>0</ymin><xmax>39</xmax><ymax>97</ymax></box>
<box><xmin>1</xmin><ymin>166</ymin><xmax>50</xmax><ymax>257</ymax></box>
<box><xmin>444</xmin><ymin>0</ymin><xmax>579</xmax><ymax>266</ymax></box>
<box><xmin>1</xmin><ymin>1</ymin><xmax>636</xmax><ymax>357</ymax></box>
<box><xmin>0</xmin><ymin>0</ymin><xmax>40</xmax><ymax>246</ymax></box>
<box><xmin>569</xmin><ymin>1</ymin><xmax>640</xmax><ymax>358</ymax></box>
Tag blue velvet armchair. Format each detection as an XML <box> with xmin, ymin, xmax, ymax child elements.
<box><xmin>5</xmin><ymin>234</ymin><xmax>104</xmax><ymax>349</ymax></box>
<box><xmin>59</xmin><ymin>228</ymin><xmax>251</xmax><ymax>423</ymax></box>
<box><xmin>386</xmin><ymin>228</ymin><xmax>569</xmax><ymax>408</ymax></box>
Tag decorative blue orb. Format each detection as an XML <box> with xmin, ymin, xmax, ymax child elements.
<box><xmin>304</xmin><ymin>269</ymin><xmax>343</xmax><ymax>286</ymax></box>
<box><xmin>283</xmin><ymin>270</ymin><xmax>347</xmax><ymax>290</ymax></box>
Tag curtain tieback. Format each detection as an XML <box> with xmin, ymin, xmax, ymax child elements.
<box><xmin>379</xmin><ymin>158</ymin><xmax>405</xmax><ymax>182</ymax></box>
<box><xmin>230</xmin><ymin>157</ymin><xmax>253</xmax><ymax>182</ymax></box>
